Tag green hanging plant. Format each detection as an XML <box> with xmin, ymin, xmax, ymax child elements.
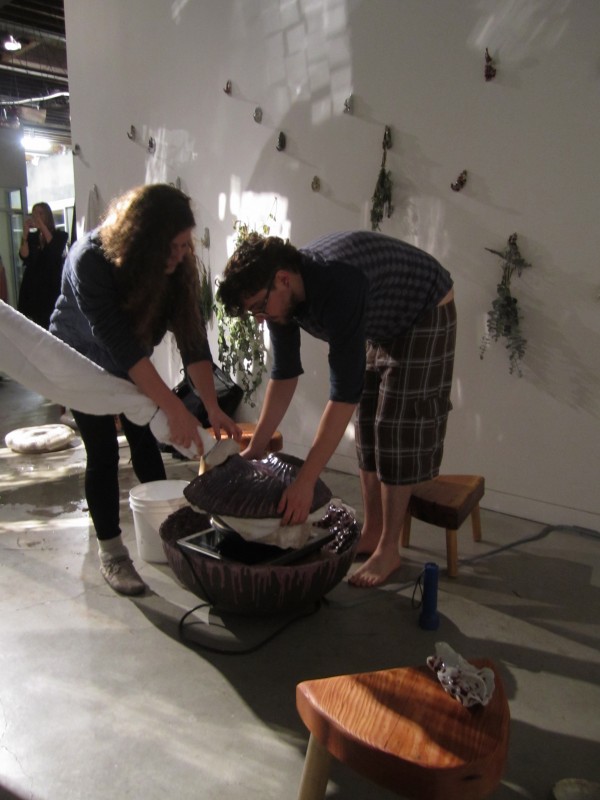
<box><xmin>370</xmin><ymin>125</ymin><xmax>394</xmax><ymax>231</ymax></box>
<box><xmin>480</xmin><ymin>232</ymin><xmax>532</xmax><ymax>376</ymax></box>
<box><xmin>214</xmin><ymin>203</ymin><xmax>277</xmax><ymax>406</ymax></box>
<box><xmin>198</xmin><ymin>256</ymin><xmax>213</xmax><ymax>324</ymax></box>
<box><xmin>215</xmin><ymin>302</ymin><xmax>266</xmax><ymax>406</ymax></box>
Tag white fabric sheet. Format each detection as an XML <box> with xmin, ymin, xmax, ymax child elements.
<box><xmin>0</xmin><ymin>301</ymin><xmax>212</xmax><ymax>459</ymax></box>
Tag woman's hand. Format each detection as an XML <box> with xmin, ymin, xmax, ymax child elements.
<box><xmin>206</xmin><ymin>406</ymin><xmax>242</xmax><ymax>443</ymax></box>
<box><xmin>164</xmin><ymin>398</ymin><xmax>206</xmax><ymax>453</ymax></box>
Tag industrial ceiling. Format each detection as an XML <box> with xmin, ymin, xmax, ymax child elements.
<box><xmin>0</xmin><ymin>0</ymin><xmax>70</xmax><ymax>150</ymax></box>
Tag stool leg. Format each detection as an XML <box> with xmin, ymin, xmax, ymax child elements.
<box><xmin>471</xmin><ymin>504</ymin><xmax>482</xmax><ymax>542</ymax></box>
<box><xmin>446</xmin><ymin>528</ymin><xmax>458</xmax><ymax>577</ymax></box>
<box><xmin>401</xmin><ymin>511</ymin><xmax>412</xmax><ymax>548</ymax></box>
<box><xmin>297</xmin><ymin>734</ymin><xmax>331</xmax><ymax>800</ymax></box>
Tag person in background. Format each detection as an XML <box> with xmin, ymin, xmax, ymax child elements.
<box><xmin>18</xmin><ymin>202</ymin><xmax>68</xmax><ymax>329</ymax></box>
<box><xmin>216</xmin><ymin>231</ymin><xmax>456</xmax><ymax>588</ymax></box>
<box><xmin>50</xmin><ymin>184</ymin><xmax>241</xmax><ymax>596</ymax></box>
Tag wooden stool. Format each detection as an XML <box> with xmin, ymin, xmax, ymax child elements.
<box><xmin>402</xmin><ymin>475</ymin><xmax>485</xmax><ymax>577</ymax></box>
<box><xmin>296</xmin><ymin>659</ymin><xmax>509</xmax><ymax>800</ymax></box>
<box><xmin>205</xmin><ymin>422</ymin><xmax>283</xmax><ymax>455</ymax></box>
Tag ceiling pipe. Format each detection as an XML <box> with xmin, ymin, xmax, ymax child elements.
<box><xmin>0</xmin><ymin>90</ymin><xmax>69</xmax><ymax>106</ymax></box>
<box><xmin>0</xmin><ymin>61</ymin><xmax>68</xmax><ymax>83</ymax></box>
<box><xmin>0</xmin><ymin>22</ymin><xmax>66</xmax><ymax>47</ymax></box>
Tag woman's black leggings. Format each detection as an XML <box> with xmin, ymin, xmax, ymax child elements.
<box><xmin>71</xmin><ymin>410</ymin><xmax>166</xmax><ymax>541</ymax></box>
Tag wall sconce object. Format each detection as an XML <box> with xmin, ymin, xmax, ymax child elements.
<box><xmin>127</xmin><ymin>125</ymin><xmax>136</xmax><ymax>141</ymax></box>
<box><xmin>224</xmin><ymin>80</ymin><xmax>232</xmax><ymax>95</ymax></box>
<box><xmin>72</xmin><ymin>144</ymin><xmax>81</xmax><ymax>156</ymax></box>
<box><xmin>311</xmin><ymin>176</ymin><xmax>321</xmax><ymax>192</ymax></box>
<box><xmin>451</xmin><ymin>170</ymin><xmax>468</xmax><ymax>191</ymax></box>
<box><xmin>200</xmin><ymin>227</ymin><xmax>210</xmax><ymax>249</ymax></box>
<box><xmin>253</xmin><ymin>107</ymin><xmax>263</xmax><ymax>123</ymax></box>
<box><xmin>276</xmin><ymin>131</ymin><xmax>286</xmax><ymax>151</ymax></box>
<box><xmin>343</xmin><ymin>94</ymin><xmax>353</xmax><ymax>114</ymax></box>
<box><xmin>148</xmin><ymin>137</ymin><xmax>156</xmax><ymax>154</ymax></box>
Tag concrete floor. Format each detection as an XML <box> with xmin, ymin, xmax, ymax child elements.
<box><xmin>1</xmin><ymin>376</ymin><xmax>599</xmax><ymax>800</ymax></box>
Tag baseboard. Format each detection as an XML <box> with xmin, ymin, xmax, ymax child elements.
<box><xmin>481</xmin><ymin>489</ymin><xmax>600</xmax><ymax>531</ymax></box>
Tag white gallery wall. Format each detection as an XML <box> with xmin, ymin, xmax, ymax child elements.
<box><xmin>63</xmin><ymin>0</ymin><xmax>600</xmax><ymax>529</ymax></box>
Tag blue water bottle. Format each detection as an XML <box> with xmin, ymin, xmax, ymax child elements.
<box><xmin>418</xmin><ymin>562</ymin><xmax>440</xmax><ymax>630</ymax></box>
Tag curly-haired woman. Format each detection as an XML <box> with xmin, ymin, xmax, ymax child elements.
<box><xmin>51</xmin><ymin>184</ymin><xmax>240</xmax><ymax>595</ymax></box>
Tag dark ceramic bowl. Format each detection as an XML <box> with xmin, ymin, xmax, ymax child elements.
<box><xmin>160</xmin><ymin>505</ymin><xmax>359</xmax><ymax>616</ymax></box>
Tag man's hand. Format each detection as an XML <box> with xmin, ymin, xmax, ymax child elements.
<box><xmin>277</xmin><ymin>476</ymin><xmax>315</xmax><ymax>526</ymax></box>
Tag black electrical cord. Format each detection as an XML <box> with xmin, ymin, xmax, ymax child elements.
<box><xmin>175</xmin><ymin>541</ymin><xmax>323</xmax><ymax>654</ymax></box>
<box><xmin>177</xmin><ymin>599</ymin><xmax>322</xmax><ymax>655</ymax></box>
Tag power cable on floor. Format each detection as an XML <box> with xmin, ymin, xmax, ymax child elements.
<box><xmin>175</xmin><ymin>523</ymin><xmax>599</xmax><ymax>651</ymax></box>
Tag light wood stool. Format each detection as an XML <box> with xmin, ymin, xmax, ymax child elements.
<box><xmin>402</xmin><ymin>475</ymin><xmax>485</xmax><ymax>577</ymax></box>
<box><xmin>296</xmin><ymin>659</ymin><xmax>509</xmax><ymax>800</ymax></box>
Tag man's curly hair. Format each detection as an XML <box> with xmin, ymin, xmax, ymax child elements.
<box><xmin>217</xmin><ymin>233</ymin><xmax>302</xmax><ymax>316</ymax></box>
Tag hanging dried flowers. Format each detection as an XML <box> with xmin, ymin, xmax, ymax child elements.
<box><xmin>480</xmin><ymin>233</ymin><xmax>532</xmax><ymax>376</ymax></box>
<box><xmin>370</xmin><ymin>125</ymin><xmax>394</xmax><ymax>231</ymax></box>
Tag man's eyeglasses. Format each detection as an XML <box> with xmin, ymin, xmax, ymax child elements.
<box><xmin>247</xmin><ymin>279</ymin><xmax>273</xmax><ymax>317</ymax></box>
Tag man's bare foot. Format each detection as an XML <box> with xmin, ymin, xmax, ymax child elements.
<box><xmin>354</xmin><ymin>527</ymin><xmax>382</xmax><ymax>557</ymax></box>
<box><xmin>348</xmin><ymin>549</ymin><xmax>402</xmax><ymax>588</ymax></box>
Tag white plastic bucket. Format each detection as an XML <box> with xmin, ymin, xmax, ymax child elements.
<box><xmin>129</xmin><ymin>480</ymin><xmax>189</xmax><ymax>563</ymax></box>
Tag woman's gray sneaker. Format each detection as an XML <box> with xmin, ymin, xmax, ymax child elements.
<box><xmin>100</xmin><ymin>556</ymin><xmax>146</xmax><ymax>595</ymax></box>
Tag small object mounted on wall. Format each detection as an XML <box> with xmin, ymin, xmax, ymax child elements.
<box><xmin>382</xmin><ymin>125</ymin><xmax>392</xmax><ymax>150</ymax></box>
<box><xmin>148</xmin><ymin>137</ymin><xmax>156</xmax><ymax>154</ymax></box>
<box><xmin>276</xmin><ymin>131</ymin><xmax>286</xmax><ymax>151</ymax></box>
<box><xmin>200</xmin><ymin>227</ymin><xmax>210</xmax><ymax>249</ymax></box>
<box><xmin>311</xmin><ymin>176</ymin><xmax>321</xmax><ymax>192</ymax></box>
<box><xmin>127</xmin><ymin>125</ymin><xmax>137</xmax><ymax>141</ymax></box>
<box><xmin>451</xmin><ymin>170</ymin><xmax>468</xmax><ymax>192</ymax></box>
<box><xmin>484</xmin><ymin>48</ymin><xmax>496</xmax><ymax>81</ymax></box>
<box><xmin>72</xmin><ymin>143</ymin><xmax>81</xmax><ymax>156</ymax></box>
<box><xmin>253</xmin><ymin>106</ymin><xmax>262</xmax><ymax>123</ymax></box>
<box><xmin>224</xmin><ymin>80</ymin><xmax>232</xmax><ymax>95</ymax></box>
<box><xmin>343</xmin><ymin>94</ymin><xmax>353</xmax><ymax>114</ymax></box>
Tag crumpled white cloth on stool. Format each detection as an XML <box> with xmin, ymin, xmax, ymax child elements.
<box><xmin>0</xmin><ymin>301</ymin><xmax>210</xmax><ymax>459</ymax></box>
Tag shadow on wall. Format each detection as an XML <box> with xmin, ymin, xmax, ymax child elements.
<box><xmin>518</xmin><ymin>251</ymin><xmax>600</xmax><ymax>419</ymax></box>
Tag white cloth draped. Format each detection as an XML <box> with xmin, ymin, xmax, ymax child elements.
<box><xmin>0</xmin><ymin>301</ymin><xmax>212</xmax><ymax>459</ymax></box>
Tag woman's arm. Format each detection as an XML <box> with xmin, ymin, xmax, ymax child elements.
<box><xmin>186</xmin><ymin>360</ymin><xmax>241</xmax><ymax>441</ymax></box>
<box><xmin>19</xmin><ymin>218</ymin><xmax>33</xmax><ymax>259</ymax></box>
<box><xmin>128</xmin><ymin>357</ymin><xmax>206</xmax><ymax>452</ymax></box>
<box><xmin>37</xmin><ymin>217</ymin><xmax>53</xmax><ymax>244</ymax></box>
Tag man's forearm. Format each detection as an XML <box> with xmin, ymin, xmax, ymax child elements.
<box><xmin>251</xmin><ymin>377</ymin><xmax>298</xmax><ymax>451</ymax></box>
<box><xmin>299</xmin><ymin>399</ymin><xmax>356</xmax><ymax>485</ymax></box>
